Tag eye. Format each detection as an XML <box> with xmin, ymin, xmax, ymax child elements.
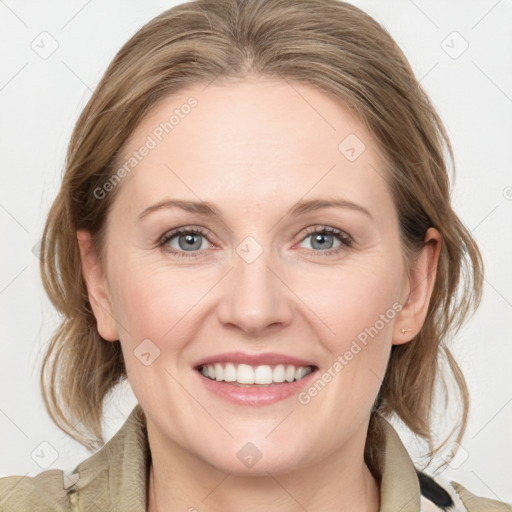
<box><xmin>158</xmin><ymin>225</ymin><xmax>352</xmax><ymax>258</ymax></box>
<box><xmin>298</xmin><ymin>226</ymin><xmax>352</xmax><ymax>255</ymax></box>
<box><xmin>159</xmin><ymin>227</ymin><xmax>212</xmax><ymax>257</ymax></box>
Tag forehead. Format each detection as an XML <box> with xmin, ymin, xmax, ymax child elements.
<box><xmin>112</xmin><ymin>79</ymin><xmax>392</xmax><ymax>218</ymax></box>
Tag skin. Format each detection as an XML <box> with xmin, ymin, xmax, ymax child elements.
<box><xmin>78</xmin><ymin>79</ymin><xmax>441</xmax><ymax>512</ymax></box>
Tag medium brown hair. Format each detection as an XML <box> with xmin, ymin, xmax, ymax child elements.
<box><xmin>40</xmin><ymin>0</ymin><xmax>483</xmax><ymax>473</ymax></box>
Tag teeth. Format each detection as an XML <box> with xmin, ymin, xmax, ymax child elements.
<box><xmin>273</xmin><ymin>364</ymin><xmax>286</xmax><ymax>383</ymax></box>
<box><xmin>214</xmin><ymin>363</ymin><xmax>224</xmax><ymax>381</ymax></box>
<box><xmin>237</xmin><ymin>363</ymin><xmax>255</xmax><ymax>384</ymax></box>
<box><xmin>200</xmin><ymin>363</ymin><xmax>314</xmax><ymax>385</ymax></box>
<box><xmin>254</xmin><ymin>365</ymin><xmax>273</xmax><ymax>385</ymax></box>
<box><xmin>223</xmin><ymin>363</ymin><xmax>237</xmax><ymax>382</ymax></box>
<box><xmin>295</xmin><ymin>367</ymin><xmax>309</xmax><ymax>380</ymax></box>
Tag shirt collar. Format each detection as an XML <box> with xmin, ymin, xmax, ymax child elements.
<box><xmin>377</xmin><ymin>416</ymin><xmax>421</xmax><ymax>511</ymax></box>
<box><xmin>68</xmin><ymin>403</ymin><xmax>150</xmax><ymax>510</ymax></box>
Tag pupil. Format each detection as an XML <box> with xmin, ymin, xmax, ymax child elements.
<box><xmin>179</xmin><ymin>233</ymin><xmax>201</xmax><ymax>250</ymax></box>
<box><xmin>312</xmin><ymin>233</ymin><xmax>333</xmax><ymax>250</ymax></box>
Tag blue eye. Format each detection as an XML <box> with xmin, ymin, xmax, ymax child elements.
<box><xmin>158</xmin><ymin>225</ymin><xmax>352</xmax><ymax>258</ymax></box>
<box><xmin>299</xmin><ymin>226</ymin><xmax>352</xmax><ymax>256</ymax></box>
<box><xmin>159</xmin><ymin>228</ymin><xmax>211</xmax><ymax>257</ymax></box>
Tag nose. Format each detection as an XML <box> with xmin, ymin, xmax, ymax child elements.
<box><xmin>216</xmin><ymin>242</ymin><xmax>294</xmax><ymax>337</ymax></box>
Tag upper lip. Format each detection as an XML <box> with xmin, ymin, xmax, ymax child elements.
<box><xmin>193</xmin><ymin>351</ymin><xmax>317</xmax><ymax>369</ymax></box>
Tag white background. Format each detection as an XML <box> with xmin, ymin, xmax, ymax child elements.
<box><xmin>1</xmin><ymin>0</ymin><xmax>511</xmax><ymax>503</ymax></box>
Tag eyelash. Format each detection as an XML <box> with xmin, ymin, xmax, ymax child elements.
<box><xmin>158</xmin><ymin>225</ymin><xmax>353</xmax><ymax>258</ymax></box>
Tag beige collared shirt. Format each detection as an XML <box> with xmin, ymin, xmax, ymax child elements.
<box><xmin>1</xmin><ymin>404</ymin><xmax>510</xmax><ymax>511</ymax></box>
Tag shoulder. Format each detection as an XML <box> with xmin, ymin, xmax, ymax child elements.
<box><xmin>452</xmin><ymin>481</ymin><xmax>512</xmax><ymax>512</ymax></box>
<box><xmin>418</xmin><ymin>471</ymin><xmax>512</xmax><ymax>512</ymax></box>
<box><xmin>0</xmin><ymin>470</ymin><xmax>72</xmax><ymax>512</ymax></box>
<box><xmin>0</xmin><ymin>405</ymin><xmax>148</xmax><ymax>512</ymax></box>
<box><xmin>376</xmin><ymin>416</ymin><xmax>511</xmax><ymax>512</ymax></box>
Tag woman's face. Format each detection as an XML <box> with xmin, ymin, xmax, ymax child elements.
<box><xmin>81</xmin><ymin>79</ymin><xmax>434</xmax><ymax>475</ymax></box>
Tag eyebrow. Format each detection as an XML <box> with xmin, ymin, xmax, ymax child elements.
<box><xmin>138</xmin><ymin>198</ymin><xmax>373</xmax><ymax>220</ymax></box>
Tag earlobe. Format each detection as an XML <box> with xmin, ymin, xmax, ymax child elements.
<box><xmin>393</xmin><ymin>227</ymin><xmax>442</xmax><ymax>345</ymax></box>
<box><xmin>76</xmin><ymin>230</ymin><xmax>119</xmax><ymax>341</ymax></box>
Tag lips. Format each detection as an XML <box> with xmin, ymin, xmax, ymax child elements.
<box><xmin>192</xmin><ymin>351</ymin><xmax>319</xmax><ymax>405</ymax></box>
<box><xmin>195</xmin><ymin>364</ymin><xmax>319</xmax><ymax>406</ymax></box>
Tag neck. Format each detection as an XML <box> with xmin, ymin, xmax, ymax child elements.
<box><xmin>146</xmin><ymin>425</ymin><xmax>380</xmax><ymax>512</ymax></box>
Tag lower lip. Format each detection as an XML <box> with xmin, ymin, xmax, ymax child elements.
<box><xmin>195</xmin><ymin>368</ymin><xmax>318</xmax><ymax>406</ymax></box>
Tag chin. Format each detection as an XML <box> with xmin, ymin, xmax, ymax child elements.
<box><xmin>196</xmin><ymin>439</ymin><xmax>309</xmax><ymax>477</ymax></box>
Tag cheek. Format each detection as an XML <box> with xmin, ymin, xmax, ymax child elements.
<box><xmin>296</xmin><ymin>257</ymin><xmax>402</xmax><ymax>399</ymax></box>
<box><xmin>106</xmin><ymin>259</ymin><xmax>209</xmax><ymax>406</ymax></box>
<box><xmin>301</xmin><ymin>257</ymin><xmax>402</xmax><ymax>344</ymax></box>
<box><xmin>107</xmin><ymin>254</ymin><xmax>219</xmax><ymax>353</ymax></box>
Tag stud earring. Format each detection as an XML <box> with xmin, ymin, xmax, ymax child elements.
<box><xmin>400</xmin><ymin>328</ymin><xmax>412</xmax><ymax>335</ymax></box>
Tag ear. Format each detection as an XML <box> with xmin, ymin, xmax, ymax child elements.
<box><xmin>393</xmin><ymin>227</ymin><xmax>442</xmax><ymax>345</ymax></box>
<box><xmin>77</xmin><ymin>230</ymin><xmax>119</xmax><ymax>342</ymax></box>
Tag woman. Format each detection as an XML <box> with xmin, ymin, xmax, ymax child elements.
<box><xmin>1</xmin><ymin>0</ymin><xmax>510</xmax><ymax>510</ymax></box>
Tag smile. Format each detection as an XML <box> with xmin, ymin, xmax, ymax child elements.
<box><xmin>198</xmin><ymin>363</ymin><xmax>315</xmax><ymax>386</ymax></box>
